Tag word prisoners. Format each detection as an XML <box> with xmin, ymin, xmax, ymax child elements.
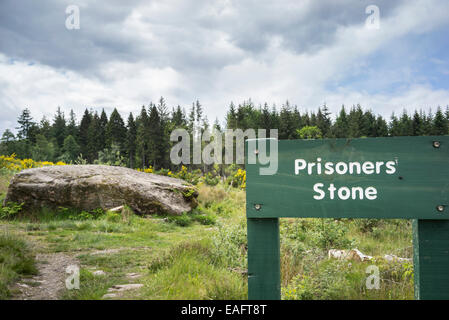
<box><xmin>294</xmin><ymin>158</ymin><xmax>398</xmax><ymax>200</ymax></box>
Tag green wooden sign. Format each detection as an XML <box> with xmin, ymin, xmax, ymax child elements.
<box><xmin>247</xmin><ymin>136</ymin><xmax>449</xmax><ymax>219</ymax></box>
<box><xmin>246</xmin><ymin>136</ymin><xmax>449</xmax><ymax>300</ymax></box>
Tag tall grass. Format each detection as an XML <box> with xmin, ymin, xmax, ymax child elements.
<box><xmin>0</xmin><ymin>233</ymin><xmax>38</xmax><ymax>299</ymax></box>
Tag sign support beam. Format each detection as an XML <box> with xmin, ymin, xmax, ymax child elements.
<box><xmin>247</xmin><ymin>218</ymin><xmax>280</xmax><ymax>300</ymax></box>
<box><xmin>413</xmin><ymin>219</ymin><xmax>449</xmax><ymax>300</ymax></box>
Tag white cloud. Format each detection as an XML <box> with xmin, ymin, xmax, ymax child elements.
<box><xmin>0</xmin><ymin>54</ymin><xmax>183</xmax><ymax>132</ymax></box>
<box><xmin>0</xmin><ymin>0</ymin><xmax>448</xmax><ymax>134</ymax></box>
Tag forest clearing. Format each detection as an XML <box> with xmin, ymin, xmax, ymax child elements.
<box><xmin>0</xmin><ymin>162</ymin><xmax>414</xmax><ymax>300</ymax></box>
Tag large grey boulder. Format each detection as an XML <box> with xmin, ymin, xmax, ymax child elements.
<box><xmin>4</xmin><ymin>165</ymin><xmax>198</xmax><ymax>215</ymax></box>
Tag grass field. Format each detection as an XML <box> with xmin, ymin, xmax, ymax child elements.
<box><xmin>0</xmin><ymin>169</ymin><xmax>414</xmax><ymax>300</ymax></box>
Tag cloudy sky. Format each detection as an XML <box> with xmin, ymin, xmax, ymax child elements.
<box><xmin>1</xmin><ymin>0</ymin><xmax>449</xmax><ymax>133</ymax></box>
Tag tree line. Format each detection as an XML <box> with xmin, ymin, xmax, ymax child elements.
<box><xmin>1</xmin><ymin>98</ymin><xmax>448</xmax><ymax>170</ymax></box>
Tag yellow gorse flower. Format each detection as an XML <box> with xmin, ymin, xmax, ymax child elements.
<box><xmin>0</xmin><ymin>154</ymin><xmax>67</xmax><ymax>171</ymax></box>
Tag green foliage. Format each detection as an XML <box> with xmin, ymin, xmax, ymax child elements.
<box><xmin>283</xmin><ymin>260</ymin><xmax>352</xmax><ymax>300</ymax></box>
<box><xmin>211</xmin><ymin>219</ymin><xmax>247</xmax><ymax>269</ymax></box>
<box><xmin>192</xmin><ymin>213</ymin><xmax>216</xmax><ymax>225</ymax></box>
<box><xmin>31</xmin><ymin>134</ymin><xmax>55</xmax><ymax>161</ymax></box>
<box><xmin>142</xmin><ymin>241</ymin><xmax>247</xmax><ymax>300</ymax></box>
<box><xmin>95</xmin><ymin>143</ymin><xmax>127</xmax><ymax>167</ymax></box>
<box><xmin>59</xmin><ymin>134</ymin><xmax>80</xmax><ymax>163</ymax></box>
<box><xmin>281</xmin><ymin>218</ymin><xmax>354</xmax><ymax>251</ymax></box>
<box><xmin>106</xmin><ymin>108</ymin><xmax>127</xmax><ymax>152</ymax></box>
<box><xmin>166</xmin><ymin>213</ymin><xmax>192</xmax><ymax>227</ymax></box>
<box><xmin>353</xmin><ymin>219</ymin><xmax>382</xmax><ymax>233</ymax></box>
<box><xmin>172</xmin><ymin>166</ymin><xmax>202</xmax><ymax>185</ymax></box>
<box><xmin>204</xmin><ymin>171</ymin><xmax>220</xmax><ymax>186</ymax></box>
<box><xmin>0</xmin><ymin>233</ymin><xmax>37</xmax><ymax>299</ymax></box>
<box><xmin>0</xmin><ymin>202</ymin><xmax>24</xmax><ymax>220</ymax></box>
<box><xmin>225</xmin><ymin>166</ymin><xmax>246</xmax><ymax>189</ymax></box>
<box><xmin>191</xmin><ymin>207</ymin><xmax>216</xmax><ymax>225</ymax></box>
<box><xmin>0</xmin><ymin>179</ymin><xmax>415</xmax><ymax>300</ymax></box>
<box><xmin>3</xmin><ymin>102</ymin><xmax>448</xmax><ymax>176</ymax></box>
<box><xmin>105</xmin><ymin>211</ymin><xmax>122</xmax><ymax>223</ymax></box>
<box><xmin>62</xmin><ymin>268</ymin><xmax>117</xmax><ymax>300</ymax></box>
<box><xmin>297</xmin><ymin>125</ymin><xmax>323</xmax><ymax>139</ymax></box>
<box><xmin>282</xmin><ymin>256</ymin><xmax>414</xmax><ymax>300</ymax></box>
<box><xmin>48</xmin><ymin>207</ymin><xmax>105</xmax><ymax>221</ymax></box>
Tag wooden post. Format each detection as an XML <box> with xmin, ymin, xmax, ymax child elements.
<box><xmin>247</xmin><ymin>218</ymin><xmax>281</xmax><ymax>300</ymax></box>
<box><xmin>413</xmin><ymin>219</ymin><xmax>449</xmax><ymax>300</ymax></box>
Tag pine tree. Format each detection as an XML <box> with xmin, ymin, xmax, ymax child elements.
<box><xmin>375</xmin><ymin>116</ymin><xmax>389</xmax><ymax>137</ymax></box>
<box><xmin>126</xmin><ymin>113</ymin><xmax>137</xmax><ymax>168</ymax></box>
<box><xmin>106</xmin><ymin>108</ymin><xmax>127</xmax><ymax>153</ymax></box>
<box><xmin>16</xmin><ymin>108</ymin><xmax>36</xmax><ymax>157</ymax></box>
<box><xmin>157</xmin><ymin>97</ymin><xmax>171</xmax><ymax>168</ymax></box>
<box><xmin>333</xmin><ymin>105</ymin><xmax>349</xmax><ymax>138</ymax></box>
<box><xmin>412</xmin><ymin>110</ymin><xmax>424</xmax><ymax>136</ymax></box>
<box><xmin>398</xmin><ymin>110</ymin><xmax>413</xmax><ymax>136</ymax></box>
<box><xmin>423</xmin><ymin>109</ymin><xmax>433</xmax><ymax>135</ymax></box>
<box><xmin>1</xmin><ymin>130</ymin><xmax>16</xmax><ymax>155</ymax></box>
<box><xmin>347</xmin><ymin>105</ymin><xmax>363</xmax><ymax>138</ymax></box>
<box><xmin>136</xmin><ymin>106</ymin><xmax>150</xmax><ymax>168</ymax></box>
<box><xmin>27</xmin><ymin>123</ymin><xmax>40</xmax><ymax>144</ymax></box>
<box><xmin>301</xmin><ymin>112</ymin><xmax>310</xmax><ymax>127</ymax></box>
<box><xmin>148</xmin><ymin>105</ymin><xmax>164</xmax><ymax>169</ymax></box>
<box><xmin>316</xmin><ymin>104</ymin><xmax>331</xmax><ymax>137</ymax></box>
<box><xmin>361</xmin><ymin>110</ymin><xmax>376</xmax><ymax>137</ymax></box>
<box><xmin>195</xmin><ymin>100</ymin><xmax>203</xmax><ymax>125</ymax></box>
<box><xmin>86</xmin><ymin>112</ymin><xmax>101</xmax><ymax>162</ymax></box>
<box><xmin>66</xmin><ymin>109</ymin><xmax>79</xmax><ymax>139</ymax></box>
<box><xmin>433</xmin><ymin>107</ymin><xmax>448</xmax><ymax>135</ymax></box>
<box><xmin>445</xmin><ymin>106</ymin><xmax>449</xmax><ymax>123</ymax></box>
<box><xmin>279</xmin><ymin>103</ymin><xmax>296</xmax><ymax>139</ymax></box>
<box><xmin>213</xmin><ymin>118</ymin><xmax>222</xmax><ymax>132</ymax></box>
<box><xmin>16</xmin><ymin>108</ymin><xmax>35</xmax><ymax>140</ymax></box>
<box><xmin>260</xmin><ymin>103</ymin><xmax>272</xmax><ymax>131</ymax></box>
<box><xmin>31</xmin><ymin>134</ymin><xmax>55</xmax><ymax>161</ymax></box>
<box><xmin>52</xmin><ymin>107</ymin><xmax>67</xmax><ymax>155</ymax></box>
<box><xmin>226</xmin><ymin>102</ymin><xmax>237</xmax><ymax>129</ymax></box>
<box><xmin>39</xmin><ymin>116</ymin><xmax>52</xmax><ymax>140</ymax></box>
<box><xmin>98</xmin><ymin>109</ymin><xmax>108</xmax><ymax>150</ymax></box>
<box><xmin>293</xmin><ymin>106</ymin><xmax>302</xmax><ymax>133</ymax></box>
<box><xmin>61</xmin><ymin>135</ymin><xmax>80</xmax><ymax>162</ymax></box>
<box><xmin>78</xmin><ymin>109</ymin><xmax>92</xmax><ymax>159</ymax></box>
<box><xmin>172</xmin><ymin>105</ymin><xmax>186</xmax><ymax>128</ymax></box>
<box><xmin>270</xmin><ymin>105</ymin><xmax>279</xmax><ymax>130</ymax></box>
<box><xmin>188</xmin><ymin>102</ymin><xmax>196</xmax><ymax>133</ymax></box>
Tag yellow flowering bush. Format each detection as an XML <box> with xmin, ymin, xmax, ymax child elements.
<box><xmin>169</xmin><ymin>165</ymin><xmax>201</xmax><ymax>185</ymax></box>
<box><xmin>136</xmin><ymin>166</ymin><xmax>153</xmax><ymax>173</ymax></box>
<box><xmin>226</xmin><ymin>168</ymin><xmax>246</xmax><ymax>189</ymax></box>
<box><xmin>0</xmin><ymin>154</ymin><xmax>66</xmax><ymax>171</ymax></box>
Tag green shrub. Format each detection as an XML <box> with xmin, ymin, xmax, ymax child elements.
<box><xmin>353</xmin><ymin>219</ymin><xmax>382</xmax><ymax>233</ymax></box>
<box><xmin>211</xmin><ymin>219</ymin><xmax>247</xmax><ymax>269</ymax></box>
<box><xmin>281</xmin><ymin>219</ymin><xmax>354</xmax><ymax>251</ymax></box>
<box><xmin>193</xmin><ymin>214</ymin><xmax>216</xmax><ymax>226</ymax></box>
<box><xmin>105</xmin><ymin>211</ymin><xmax>121</xmax><ymax>223</ymax></box>
<box><xmin>311</xmin><ymin>219</ymin><xmax>354</xmax><ymax>250</ymax></box>
<box><xmin>56</xmin><ymin>207</ymin><xmax>105</xmax><ymax>221</ymax></box>
<box><xmin>167</xmin><ymin>214</ymin><xmax>192</xmax><ymax>227</ymax></box>
<box><xmin>204</xmin><ymin>172</ymin><xmax>220</xmax><ymax>186</ymax></box>
<box><xmin>0</xmin><ymin>233</ymin><xmax>37</xmax><ymax>299</ymax></box>
<box><xmin>283</xmin><ymin>260</ymin><xmax>350</xmax><ymax>300</ymax></box>
<box><xmin>0</xmin><ymin>202</ymin><xmax>24</xmax><ymax>220</ymax></box>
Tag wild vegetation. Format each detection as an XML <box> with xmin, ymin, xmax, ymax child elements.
<box><xmin>1</xmin><ymin>100</ymin><xmax>443</xmax><ymax>299</ymax></box>
<box><xmin>1</xmin><ymin>165</ymin><xmax>413</xmax><ymax>300</ymax></box>
<box><xmin>1</xmin><ymin>100</ymin><xmax>448</xmax><ymax>174</ymax></box>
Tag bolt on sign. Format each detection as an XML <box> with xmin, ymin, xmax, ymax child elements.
<box><xmin>245</xmin><ymin>136</ymin><xmax>449</xmax><ymax>300</ymax></box>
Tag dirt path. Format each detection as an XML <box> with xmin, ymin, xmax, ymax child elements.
<box><xmin>13</xmin><ymin>253</ymin><xmax>79</xmax><ymax>300</ymax></box>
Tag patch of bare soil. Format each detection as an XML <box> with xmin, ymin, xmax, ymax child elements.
<box><xmin>13</xmin><ymin>253</ymin><xmax>79</xmax><ymax>300</ymax></box>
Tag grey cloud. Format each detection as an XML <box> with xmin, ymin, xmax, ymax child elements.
<box><xmin>0</xmin><ymin>0</ymin><xmax>406</xmax><ymax>76</ymax></box>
